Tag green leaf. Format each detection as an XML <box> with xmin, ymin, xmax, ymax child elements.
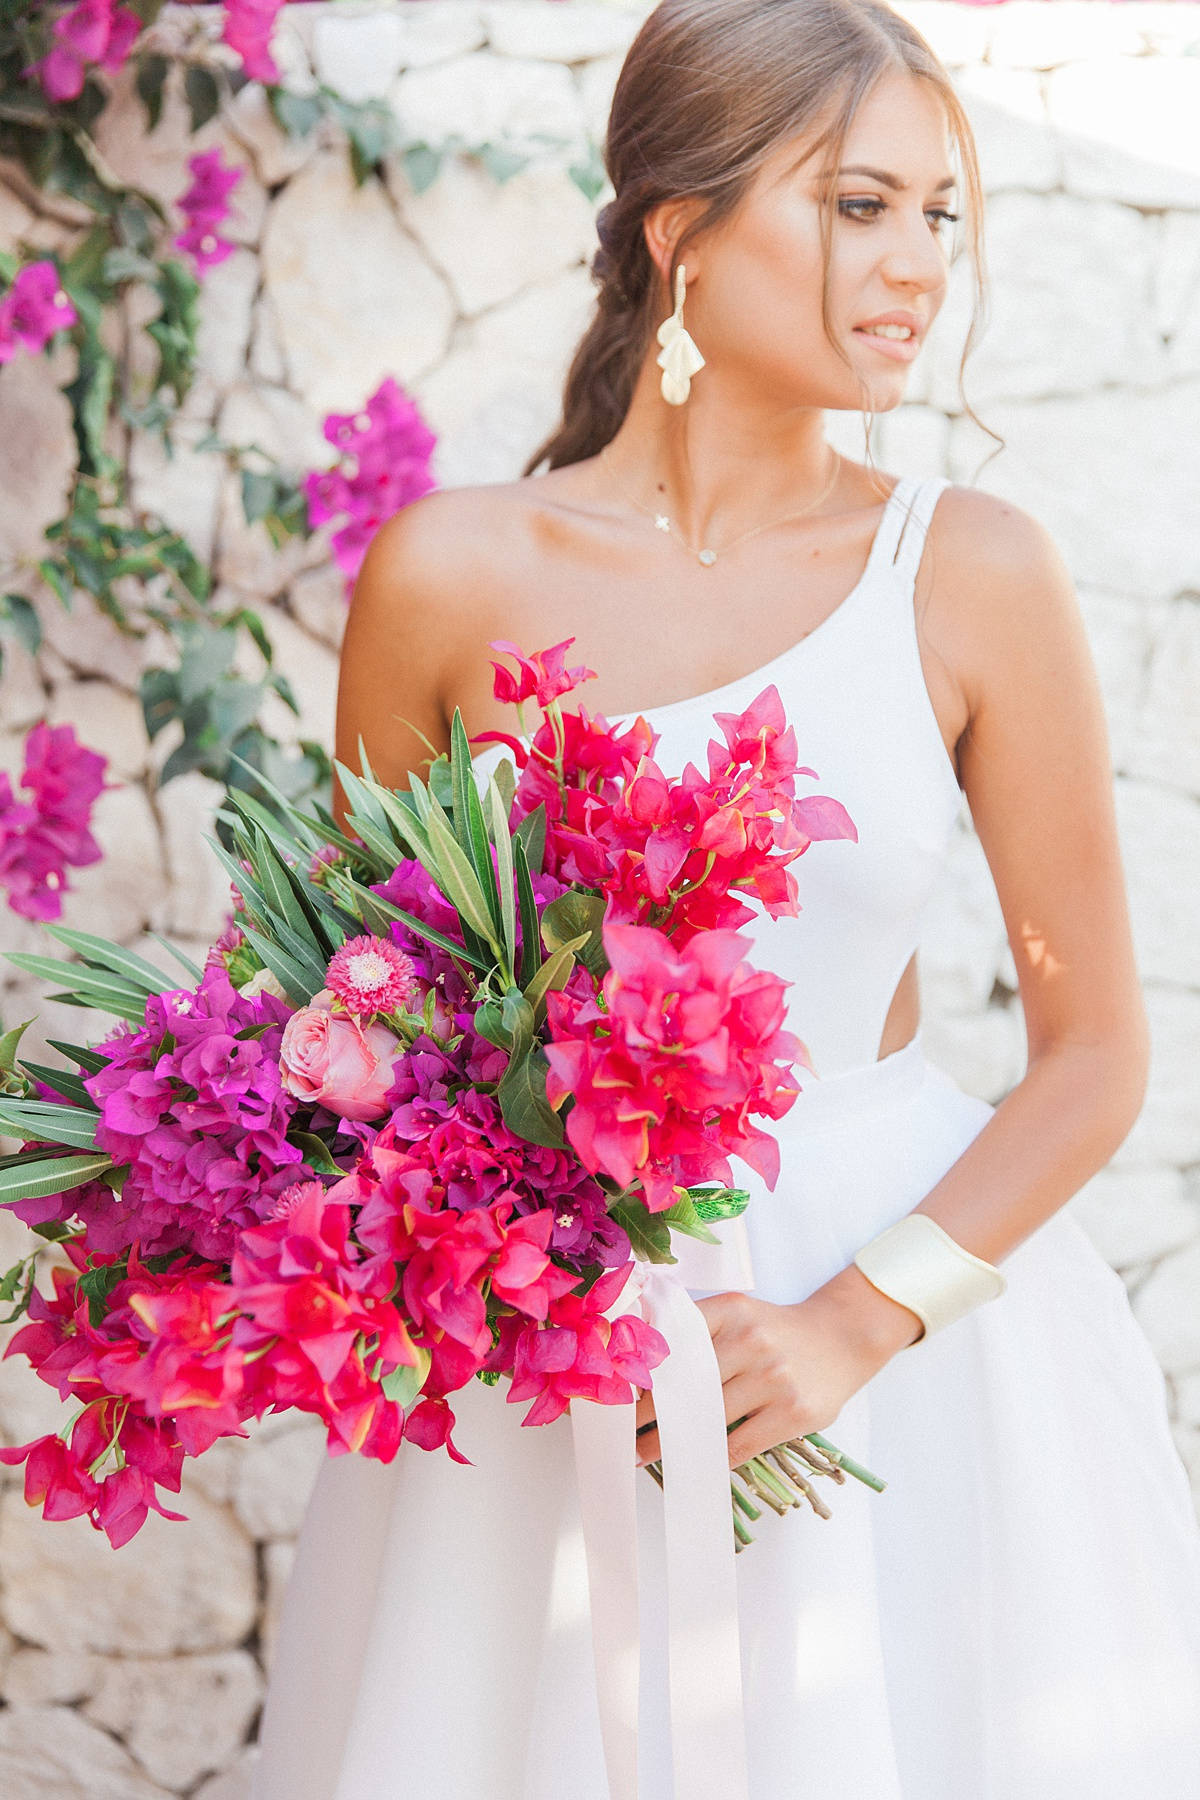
<box><xmin>47</xmin><ymin>1040</ymin><xmax>110</xmax><ymax>1076</ymax></box>
<box><xmin>423</xmin><ymin>803</ymin><xmax>504</xmax><ymax>952</ymax></box>
<box><xmin>335</xmin><ymin>880</ymin><xmax>488</xmax><ymax>972</ymax></box>
<box><xmin>380</xmin><ymin>1341</ymin><xmax>431</xmax><ymax>1411</ymax></box>
<box><xmin>540</xmin><ymin>892</ymin><xmax>607</xmax><ymax>978</ymax></box>
<box><xmin>485</xmin><ymin>775</ymin><xmax>516</xmax><ymax>975</ymax></box>
<box><xmin>608</xmin><ymin>1195</ymin><xmax>677</xmax><ymax>1265</ymax></box>
<box><xmin>0</xmin><ymin>1101</ymin><xmax>98</xmax><ymax>1151</ymax></box>
<box><xmin>287</xmin><ymin>1133</ymin><xmax>344</xmax><ymax>1178</ymax></box>
<box><xmin>42</xmin><ymin>926</ymin><xmax>175</xmax><ymax>995</ymax></box>
<box><xmin>78</xmin><ymin>1259</ymin><xmax>127</xmax><ymax>1328</ymax></box>
<box><xmin>135</xmin><ymin>51</ymin><xmax>170</xmax><ymax>132</ymax></box>
<box><xmin>473</xmin><ymin>999</ymin><xmax>509</xmax><ymax>1049</ymax></box>
<box><xmin>0</xmin><ymin>1020</ymin><xmax>34</xmax><ymax>1080</ymax></box>
<box><xmin>145</xmin><ymin>935</ymin><xmax>204</xmax><ymax>981</ymax></box>
<box><xmin>513</xmin><ymin>801</ymin><xmax>546</xmax><ymax>877</ymax></box>
<box><xmin>497</xmin><ymin>1000</ymin><xmax>564</xmax><ymax>1149</ymax></box>
<box><xmin>521</xmin><ymin>932</ymin><xmax>588</xmax><ymax>1029</ymax></box>
<box><xmin>451</xmin><ymin>711</ymin><xmax>502</xmax><ymax>938</ymax></box>
<box><xmin>18</xmin><ymin>1062</ymin><xmax>93</xmax><ymax>1109</ymax></box>
<box><xmin>478</xmin><ymin>142</ymin><xmax>529</xmax><ymax>184</ymax></box>
<box><xmin>402</xmin><ymin>142</ymin><xmax>443</xmax><ymax>194</ymax></box>
<box><xmin>183</xmin><ymin>64</ymin><xmax>220</xmax><ymax>133</ymax></box>
<box><xmin>0</xmin><ymin>593</ymin><xmax>41</xmax><ymax>655</ymax></box>
<box><xmin>686</xmin><ymin>1186</ymin><xmax>751</xmax><ymax>1224</ymax></box>
<box><xmin>513</xmin><ymin>834</ymin><xmax>542</xmax><ymax>989</ymax></box>
<box><xmin>239</xmin><ymin>927</ymin><xmax>316</xmax><ymax>1009</ymax></box>
<box><xmin>4</xmin><ymin>955</ymin><xmax>149</xmax><ymax>1024</ymax></box>
<box><xmin>0</xmin><ymin>1152</ymin><xmax>113</xmax><ymax>1207</ymax></box>
<box><xmin>658</xmin><ymin>1191</ymin><xmax>719</xmax><ymax>1246</ymax></box>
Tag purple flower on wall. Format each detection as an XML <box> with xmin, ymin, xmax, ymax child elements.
<box><xmin>304</xmin><ymin>376</ymin><xmax>438</xmax><ymax>598</ymax></box>
<box><xmin>0</xmin><ymin>263</ymin><xmax>78</xmax><ymax>365</ymax></box>
<box><xmin>0</xmin><ymin>722</ymin><xmax>108</xmax><ymax>922</ymax></box>
<box><xmin>173</xmin><ymin>148</ymin><xmax>244</xmax><ymax>277</ymax></box>
<box><xmin>21</xmin><ymin>0</ymin><xmax>141</xmax><ymax>104</ymax></box>
<box><xmin>222</xmin><ymin>0</ymin><xmax>287</xmax><ymax>86</ymax></box>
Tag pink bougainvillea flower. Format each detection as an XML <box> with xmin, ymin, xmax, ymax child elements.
<box><xmin>488</xmin><ymin>636</ymin><xmax>598</xmax><ymax>709</ymax></box>
<box><xmin>222</xmin><ymin>0</ymin><xmax>286</xmax><ymax>86</ymax></box>
<box><xmin>0</xmin><ymin>262</ymin><xmax>78</xmax><ymax>365</ymax></box>
<box><xmin>173</xmin><ymin>147</ymin><xmax>243</xmax><ymax>276</ymax></box>
<box><xmin>304</xmin><ymin>376</ymin><xmax>438</xmax><ymax>597</ymax></box>
<box><xmin>0</xmin><ymin>720</ymin><xmax>107</xmax><ymax>920</ymax></box>
<box><xmin>506</xmin><ymin>1262</ymin><xmax>669</xmax><ymax>1428</ymax></box>
<box><xmin>544</xmin><ymin>919</ymin><xmax>808</xmax><ymax>1211</ymax></box>
<box><xmin>22</xmin><ymin>0</ymin><xmax>142</xmax><ymax>104</ymax></box>
<box><xmin>325</xmin><ymin>934</ymin><xmax>418</xmax><ymax>1018</ymax></box>
<box><xmin>279</xmin><ymin>989</ymin><xmax>402</xmax><ymax>1121</ymax></box>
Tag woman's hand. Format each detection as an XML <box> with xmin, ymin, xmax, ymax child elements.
<box><xmin>632</xmin><ymin>1265</ymin><xmax>922</xmax><ymax>1471</ymax></box>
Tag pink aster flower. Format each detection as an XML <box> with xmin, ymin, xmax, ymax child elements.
<box><xmin>325</xmin><ymin>934</ymin><xmax>417</xmax><ymax>1017</ymax></box>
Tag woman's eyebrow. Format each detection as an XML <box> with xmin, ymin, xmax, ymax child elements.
<box><xmin>819</xmin><ymin>164</ymin><xmax>957</xmax><ymax>191</ymax></box>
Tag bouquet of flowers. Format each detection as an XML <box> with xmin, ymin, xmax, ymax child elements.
<box><xmin>0</xmin><ymin>638</ymin><xmax>883</xmax><ymax>1550</ymax></box>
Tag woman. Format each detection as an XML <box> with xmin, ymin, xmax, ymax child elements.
<box><xmin>252</xmin><ymin>2</ymin><xmax>1200</xmax><ymax>1795</ymax></box>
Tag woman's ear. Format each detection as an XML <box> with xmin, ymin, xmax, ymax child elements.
<box><xmin>642</xmin><ymin>198</ymin><xmax>706</xmax><ymax>292</ymax></box>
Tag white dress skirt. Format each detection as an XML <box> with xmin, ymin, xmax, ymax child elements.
<box><xmin>252</xmin><ymin>476</ymin><xmax>1200</xmax><ymax>1797</ymax></box>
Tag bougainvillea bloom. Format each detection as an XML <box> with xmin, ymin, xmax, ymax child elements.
<box><xmin>506</xmin><ymin>1263</ymin><xmax>669</xmax><ymax>1427</ymax></box>
<box><xmin>544</xmin><ymin>919</ymin><xmax>808</xmax><ymax>1211</ymax></box>
<box><xmin>305</xmin><ymin>376</ymin><xmax>437</xmax><ymax>595</ymax></box>
<box><xmin>22</xmin><ymin>0</ymin><xmax>141</xmax><ymax>104</ymax></box>
<box><xmin>325</xmin><ymin>934</ymin><xmax>418</xmax><ymax>1016</ymax></box>
<box><xmin>173</xmin><ymin>147</ymin><xmax>243</xmax><ymax>276</ymax></box>
<box><xmin>0</xmin><ymin>720</ymin><xmax>106</xmax><ymax>920</ymax></box>
<box><xmin>488</xmin><ymin>636</ymin><xmax>598</xmax><ymax>709</ymax></box>
<box><xmin>0</xmin><ymin>262</ymin><xmax>79</xmax><ymax>365</ymax></box>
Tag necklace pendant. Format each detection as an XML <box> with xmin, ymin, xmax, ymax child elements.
<box><xmin>698</xmin><ymin>547</ymin><xmax>717</xmax><ymax>566</ymax></box>
<box><xmin>654</xmin><ymin>514</ymin><xmax>670</xmax><ymax>533</ymax></box>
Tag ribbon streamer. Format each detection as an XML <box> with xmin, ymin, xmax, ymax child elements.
<box><xmin>570</xmin><ymin>1219</ymin><xmax>754</xmax><ymax>1800</ymax></box>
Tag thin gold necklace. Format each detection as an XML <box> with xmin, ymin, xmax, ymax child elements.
<box><xmin>599</xmin><ymin>444</ymin><xmax>841</xmax><ymax>568</ymax></box>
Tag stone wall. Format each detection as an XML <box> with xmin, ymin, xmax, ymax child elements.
<box><xmin>0</xmin><ymin>3</ymin><xmax>1198</xmax><ymax>1791</ymax></box>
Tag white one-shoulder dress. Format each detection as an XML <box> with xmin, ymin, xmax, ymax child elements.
<box><xmin>252</xmin><ymin>475</ymin><xmax>1200</xmax><ymax>1799</ymax></box>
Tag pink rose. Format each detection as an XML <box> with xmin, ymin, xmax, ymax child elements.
<box><xmin>279</xmin><ymin>990</ymin><xmax>401</xmax><ymax>1121</ymax></box>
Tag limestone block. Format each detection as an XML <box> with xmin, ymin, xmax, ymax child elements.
<box><xmin>0</xmin><ymin>180</ymin><xmax>34</xmax><ymax>245</ymax></box>
<box><xmin>0</xmin><ymin>354</ymin><xmax>76</xmax><ymax>565</ymax></box>
<box><xmin>129</xmin><ymin>413</ymin><xmax>225</xmax><ymax>570</ymax></box>
<box><xmin>1075</xmin><ymin>587</ymin><xmax>1165</xmax><ymax>776</ymax></box>
<box><xmin>218</xmin><ymin>381</ymin><xmax>330</xmax><ymax>474</ymax></box>
<box><xmin>919</xmin><ymin>1000</ymin><xmax>1025</xmax><ymax>1105</ymax></box>
<box><xmin>0</xmin><ymin>1485</ymin><xmax>256</xmax><ymax>1654</ymax></box>
<box><xmin>483</xmin><ymin>1</ymin><xmax>639</xmax><ymax>63</ymax></box>
<box><xmin>56</xmin><ymin>780</ymin><xmax>169</xmax><ymax>941</ymax></box>
<box><xmin>1131</xmin><ymin>1238</ymin><xmax>1200</xmax><ymax>1376</ymax></box>
<box><xmin>2</xmin><ymin>1647</ymin><xmax>100</xmax><ymax>1707</ymax></box>
<box><xmin>0</xmin><ymin>638</ymin><xmax>46</xmax><ymax>735</ymax></box>
<box><xmin>987</xmin><ymin>2</ymin><xmax>1146</xmax><ymax>69</ymax></box>
<box><xmin>397</xmin><ymin>152</ymin><xmax>597</xmax><ymax>318</ymax></box>
<box><xmin>194</xmin><ymin>1744</ymin><xmax>260</xmax><ymax>1800</ymax></box>
<box><xmin>213</xmin><ymin>465</ymin><xmax>323</xmax><ymax>599</ymax></box>
<box><xmin>415</xmin><ymin>265</ymin><xmax>599</xmax><ymax>480</ymax></box>
<box><xmin>1126</xmin><ymin>597</ymin><xmax>1200</xmax><ymax>798</ymax></box>
<box><xmin>1067</xmin><ymin>1166</ymin><xmax>1198</xmax><ymax>1271</ymax></box>
<box><xmin>226</xmin><ymin>80</ymin><xmax>321</xmax><ymax>189</ymax></box>
<box><xmin>262</xmin><ymin>150</ymin><xmax>455</xmax><ymax>412</ymax></box>
<box><xmin>369</xmin><ymin>0</ymin><xmax>487</xmax><ymax>69</ymax></box>
<box><xmin>391</xmin><ymin>50</ymin><xmax>583</xmax><ymax>148</ymax></box>
<box><xmin>249</xmin><ymin>291</ymin><xmax>289</xmax><ymax>386</ymax></box>
<box><xmin>248</xmin><ymin>604</ymin><xmax>339</xmax><ymax>752</ymax></box>
<box><xmin>0</xmin><ymin>1344</ymin><xmax>73</xmax><ymax>1456</ymax></box>
<box><xmin>192</xmin><ymin>247</ymin><xmax>260</xmax><ymax>396</ymax></box>
<box><xmin>946</xmin><ymin>383</ymin><xmax>1200</xmax><ymax>600</ymax></box>
<box><xmin>233</xmin><ymin>1417</ymin><xmax>326</xmax><ymax>1539</ymax></box>
<box><xmin>1113</xmin><ymin>985</ymin><xmax>1200</xmax><ymax>1169</ymax></box>
<box><xmin>1048</xmin><ymin>57</ymin><xmax>1200</xmax><ymax>211</ymax></box>
<box><xmin>93</xmin><ymin>62</ymin><xmax>266</xmax><ymax>243</ymax></box>
<box><xmin>159</xmin><ymin>768</ymin><xmax>238</xmax><ymax>939</ymax></box>
<box><xmin>954</xmin><ymin>64</ymin><xmax>1060</xmax><ymax>194</ymax></box>
<box><xmin>46</xmin><ymin>679</ymin><xmax>147</xmax><ymax>781</ymax></box>
<box><xmin>83</xmin><ymin>1650</ymin><xmax>263</xmax><ymax>1791</ymax></box>
<box><xmin>0</xmin><ymin>1706</ymin><xmax>174</xmax><ymax>1800</ymax></box>
<box><xmin>576</xmin><ymin>51</ymin><xmax>624</xmax><ymax>141</ymax></box>
<box><xmin>38</xmin><ymin>605</ymin><xmax>175</xmax><ymax>692</ymax></box>
<box><xmin>929</xmin><ymin>192</ymin><xmax>1161</xmax><ymax>411</ymax></box>
<box><xmin>266</xmin><ymin>16</ymin><xmax>320</xmax><ymax>98</ymax></box>
<box><xmin>260</xmin><ymin>1536</ymin><xmax>297</xmax><ymax>1676</ymax></box>
<box><xmin>917</xmin><ymin>821</ymin><xmax>1007</xmax><ymax>1015</ymax></box>
<box><xmin>289</xmin><ymin>560</ymin><xmax>349</xmax><ymax>651</ymax></box>
<box><xmin>893</xmin><ymin>2</ymin><xmax>994</xmax><ymax>67</ymax></box>
<box><xmin>312</xmin><ymin>9</ymin><xmax>408</xmax><ymax>100</ymax></box>
<box><xmin>1113</xmin><ymin>779</ymin><xmax>1200</xmax><ymax>988</ymax></box>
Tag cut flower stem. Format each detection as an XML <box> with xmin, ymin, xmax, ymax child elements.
<box><xmin>642</xmin><ymin>1429</ymin><xmax>886</xmax><ymax>1551</ymax></box>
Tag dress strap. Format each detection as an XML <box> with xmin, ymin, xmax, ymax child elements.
<box><xmin>887</xmin><ymin>474</ymin><xmax>953</xmax><ymax>590</ymax></box>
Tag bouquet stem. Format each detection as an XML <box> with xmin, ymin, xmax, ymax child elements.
<box><xmin>642</xmin><ymin>1430</ymin><xmax>886</xmax><ymax>1551</ymax></box>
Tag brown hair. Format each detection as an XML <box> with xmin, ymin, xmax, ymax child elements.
<box><xmin>524</xmin><ymin>0</ymin><xmax>999</xmax><ymax>477</ymax></box>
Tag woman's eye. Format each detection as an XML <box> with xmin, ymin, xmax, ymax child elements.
<box><xmin>837</xmin><ymin>197</ymin><xmax>959</xmax><ymax>232</ymax></box>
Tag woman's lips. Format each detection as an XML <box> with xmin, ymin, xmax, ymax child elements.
<box><xmin>852</xmin><ymin>326</ymin><xmax>921</xmax><ymax>363</ymax></box>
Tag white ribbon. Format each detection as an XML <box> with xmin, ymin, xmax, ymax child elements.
<box><xmin>570</xmin><ymin>1220</ymin><xmax>754</xmax><ymax>1800</ymax></box>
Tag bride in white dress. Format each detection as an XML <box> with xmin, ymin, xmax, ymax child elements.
<box><xmin>251</xmin><ymin>2</ymin><xmax>1200</xmax><ymax>1794</ymax></box>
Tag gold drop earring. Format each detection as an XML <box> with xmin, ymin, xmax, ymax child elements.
<box><xmin>656</xmin><ymin>262</ymin><xmax>705</xmax><ymax>405</ymax></box>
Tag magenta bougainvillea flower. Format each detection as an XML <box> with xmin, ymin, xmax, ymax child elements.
<box><xmin>0</xmin><ymin>262</ymin><xmax>78</xmax><ymax>366</ymax></box>
<box><xmin>544</xmin><ymin>919</ymin><xmax>808</xmax><ymax>1211</ymax></box>
<box><xmin>173</xmin><ymin>147</ymin><xmax>244</xmax><ymax>276</ymax></box>
<box><xmin>304</xmin><ymin>376</ymin><xmax>438</xmax><ymax>597</ymax></box>
<box><xmin>324</xmin><ymin>934</ymin><xmax>418</xmax><ymax>1017</ymax></box>
<box><xmin>505</xmin><ymin>1262</ymin><xmax>669</xmax><ymax>1428</ymax></box>
<box><xmin>488</xmin><ymin>637</ymin><xmax>599</xmax><ymax>710</ymax></box>
<box><xmin>0</xmin><ymin>721</ymin><xmax>106</xmax><ymax>921</ymax></box>
<box><xmin>21</xmin><ymin>0</ymin><xmax>141</xmax><ymax>104</ymax></box>
<box><xmin>221</xmin><ymin>0</ymin><xmax>286</xmax><ymax>86</ymax></box>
